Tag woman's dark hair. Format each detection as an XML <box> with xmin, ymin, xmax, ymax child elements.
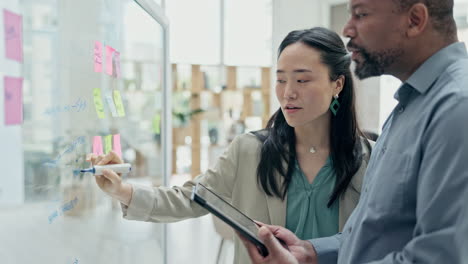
<box><xmin>253</xmin><ymin>27</ymin><xmax>370</xmax><ymax>207</ymax></box>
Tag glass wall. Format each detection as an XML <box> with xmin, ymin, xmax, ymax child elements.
<box><xmin>0</xmin><ymin>0</ymin><xmax>168</xmax><ymax>263</ymax></box>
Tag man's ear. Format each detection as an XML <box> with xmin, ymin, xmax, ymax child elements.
<box><xmin>407</xmin><ymin>3</ymin><xmax>429</xmax><ymax>37</ymax></box>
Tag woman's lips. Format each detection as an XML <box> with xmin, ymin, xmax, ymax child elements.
<box><xmin>285</xmin><ymin>107</ymin><xmax>301</xmax><ymax>114</ymax></box>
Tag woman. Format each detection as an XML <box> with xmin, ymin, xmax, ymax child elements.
<box><xmin>88</xmin><ymin>27</ymin><xmax>372</xmax><ymax>264</ymax></box>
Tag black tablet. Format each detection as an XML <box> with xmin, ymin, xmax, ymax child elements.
<box><xmin>190</xmin><ymin>183</ymin><xmax>269</xmax><ymax>257</ymax></box>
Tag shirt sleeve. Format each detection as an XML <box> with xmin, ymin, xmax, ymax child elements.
<box><xmin>363</xmin><ymin>95</ymin><xmax>468</xmax><ymax>263</ymax></box>
<box><xmin>309</xmin><ymin>233</ymin><xmax>343</xmax><ymax>264</ymax></box>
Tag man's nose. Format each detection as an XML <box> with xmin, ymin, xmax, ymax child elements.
<box><xmin>342</xmin><ymin>19</ymin><xmax>356</xmax><ymax>39</ymax></box>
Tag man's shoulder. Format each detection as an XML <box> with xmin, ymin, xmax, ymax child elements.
<box><xmin>453</xmin><ymin>55</ymin><xmax>468</xmax><ymax>75</ymax></box>
<box><xmin>431</xmin><ymin>57</ymin><xmax>468</xmax><ymax>102</ymax></box>
<box><xmin>445</xmin><ymin>57</ymin><xmax>468</xmax><ymax>92</ymax></box>
<box><xmin>423</xmin><ymin>58</ymin><xmax>468</xmax><ymax>128</ymax></box>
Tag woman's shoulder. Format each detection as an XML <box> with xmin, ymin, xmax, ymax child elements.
<box><xmin>232</xmin><ymin>129</ymin><xmax>269</xmax><ymax>142</ymax></box>
<box><xmin>248</xmin><ymin>129</ymin><xmax>269</xmax><ymax>139</ymax></box>
<box><xmin>359</xmin><ymin>136</ymin><xmax>375</xmax><ymax>160</ymax></box>
<box><xmin>349</xmin><ymin>137</ymin><xmax>374</xmax><ymax>189</ymax></box>
<box><xmin>232</xmin><ymin>130</ymin><xmax>266</xmax><ymax>148</ymax></box>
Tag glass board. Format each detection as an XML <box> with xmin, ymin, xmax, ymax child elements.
<box><xmin>0</xmin><ymin>0</ymin><xmax>168</xmax><ymax>263</ymax></box>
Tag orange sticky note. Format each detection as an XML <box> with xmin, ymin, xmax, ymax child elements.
<box><xmin>92</xmin><ymin>136</ymin><xmax>103</xmax><ymax>155</ymax></box>
<box><xmin>94</xmin><ymin>41</ymin><xmax>103</xmax><ymax>73</ymax></box>
<box><xmin>105</xmin><ymin>45</ymin><xmax>115</xmax><ymax>76</ymax></box>
<box><xmin>113</xmin><ymin>134</ymin><xmax>122</xmax><ymax>158</ymax></box>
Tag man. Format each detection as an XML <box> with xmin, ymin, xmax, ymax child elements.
<box><xmin>240</xmin><ymin>0</ymin><xmax>468</xmax><ymax>263</ymax></box>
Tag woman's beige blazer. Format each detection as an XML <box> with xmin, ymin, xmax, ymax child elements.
<box><xmin>122</xmin><ymin>133</ymin><xmax>371</xmax><ymax>264</ymax></box>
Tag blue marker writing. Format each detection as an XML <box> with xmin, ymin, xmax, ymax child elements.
<box><xmin>80</xmin><ymin>163</ymin><xmax>132</xmax><ymax>175</ymax></box>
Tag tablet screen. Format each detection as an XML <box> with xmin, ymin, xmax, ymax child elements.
<box><xmin>194</xmin><ymin>183</ymin><xmax>259</xmax><ymax>237</ymax></box>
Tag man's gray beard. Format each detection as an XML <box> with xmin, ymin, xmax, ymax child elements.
<box><xmin>354</xmin><ymin>48</ymin><xmax>403</xmax><ymax>80</ymax></box>
<box><xmin>354</xmin><ymin>59</ymin><xmax>384</xmax><ymax>79</ymax></box>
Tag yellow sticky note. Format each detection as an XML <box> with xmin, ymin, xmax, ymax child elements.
<box><xmin>93</xmin><ymin>88</ymin><xmax>105</xmax><ymax>119</ymax></box>
<box><xmin>113</xmin><ymin>90</ymin><xmax>126</xmax><ymax>117</ymax></box>
<box><xmin>104</xmin><ymin>134</ymin><xmax>112</xmax><ymax>154</ymax></box>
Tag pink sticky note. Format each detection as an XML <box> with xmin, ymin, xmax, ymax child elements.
<box><xmin>4</xmin><ymin>76</ymin><xmax>23</xmax><ymax>125</ymax></box>
<box><xmin>114</xmin><ymin>51</ymin><xmax>121</xmax><ymax>78</ymax></box>
<box><xmin>113</xmin><ymin>134</ymin><xmax>122</xmax><ymax>158</ymax></box>
<box><xmin>3</xmin><ymin>9</ymin><xmax>23</xmax><ymax>62</ymax></box>
<box><xmin>105</xmin><ymin>45</ymin><xmax>115</xmax><ymax>76</ymax></box>
<box><xmin>92</xmin><ymin>136</ymin><xmax>104</xmax><ymax>155</ymax></box>
<box><xmin>94</xmin><ymin>41</ymin><xmax>103</xmax><ymax>73</ymax></box>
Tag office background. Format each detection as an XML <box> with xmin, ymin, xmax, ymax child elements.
<box><xmin>1</xmin><ymin>0</ymin><xmax>468</xmax><ymax>263</ymax></box>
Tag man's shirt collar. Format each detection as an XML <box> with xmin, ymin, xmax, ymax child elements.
<box><xmin>394</xmin><ymin>42</ymin><xmax>467</xmax><ymax>102</ymax></box>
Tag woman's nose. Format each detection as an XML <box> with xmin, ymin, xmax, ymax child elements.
<box><xmin>284</xmin><ymin>86</ymin><xmax>297</xmax><ymax>100</ymax></box>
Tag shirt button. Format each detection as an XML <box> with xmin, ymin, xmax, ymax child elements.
<box><xmin>348</xmin><ymin>227</ymin><xmax>352</xmax><ymax>233</ymax></box>
<box><xmin>397</xmin><ymin>106</ymin><xmax>405</xmax><ymax>113</ymax></box>
<box><xmin>381</xmin><ymin>146</ymin><xmax>387</xmax><ymax>154</ymax></box>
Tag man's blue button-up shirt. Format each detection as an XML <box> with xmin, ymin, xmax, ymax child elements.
<box><xmin>310</xmin><ymin>42</ymin><xmax>468</xmax><ymax>263</ymax></box>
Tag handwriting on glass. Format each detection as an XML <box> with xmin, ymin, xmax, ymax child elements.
<box><xmin>44</xmin><ymin>98</ymin><xmax>87</xmax><ymax>116</ymax></box>
<box><xmin>5</xmin><ymin>91</ymin><xmax>12</xmax><ymax>101</ymax></box>
<box><xmin>94</xmin><ymin>41</ymin><xmax>103</xmax><ymax>73</ymax></box>
<box><xmin>48</xmin><ymin>197</ymin><xmax>79</xmax><ymax>224</ymax></box>
<box><xmin>5</xmin><ymin>25</ymin><xmax>18</xmax><ymax>40</ymax></box>
<box><xmin>43</xmin><ymin>136</ymin><xmax>86</xmax><ymax>167</ymax></box>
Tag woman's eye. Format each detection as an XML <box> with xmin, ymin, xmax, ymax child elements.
<box><xmin>277</xmin><ymin>80</ymin><xmax>286</xmax><ymax>84</ymax></box>
<box><xmin>297</xmin><ymin>80</ymin><xmax>309</xmax><ymax>83</ymax></box>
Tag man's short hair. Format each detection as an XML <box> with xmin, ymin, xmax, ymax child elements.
<box><xmin>393</xmin><ymin>0</ymin><xmax>456</xmax><ymax>37</ymax></box>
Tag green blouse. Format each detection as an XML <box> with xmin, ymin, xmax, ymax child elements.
<box><xmin>285</xmin><ymin>157</ymin><xmax>339</xmax><ymax>240</ymax></box>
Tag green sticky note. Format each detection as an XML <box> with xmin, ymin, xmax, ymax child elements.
<box><xmin>104</xmin><ymin>134</ymin><xmax>112</xmax><ymax>154</ymax></box>
<box><xmin>93</xmin><ymin>88</ymin><xmax>106</xmax><ymax>119</ymax></box>
<box><xmin>152</xmin><ymin>113</ymin><xmax>161</xmax><ymax>134</ymax></box>
<box><xmin>113</xmin><ymin>90</ymin><xmax>126</xmax><ymax>117</ymax></box>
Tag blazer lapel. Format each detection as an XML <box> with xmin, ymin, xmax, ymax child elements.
<box><xmin>264</xmin><ymin>159</ymin><xmax>287</xmax><ymax>227</ymax></box>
